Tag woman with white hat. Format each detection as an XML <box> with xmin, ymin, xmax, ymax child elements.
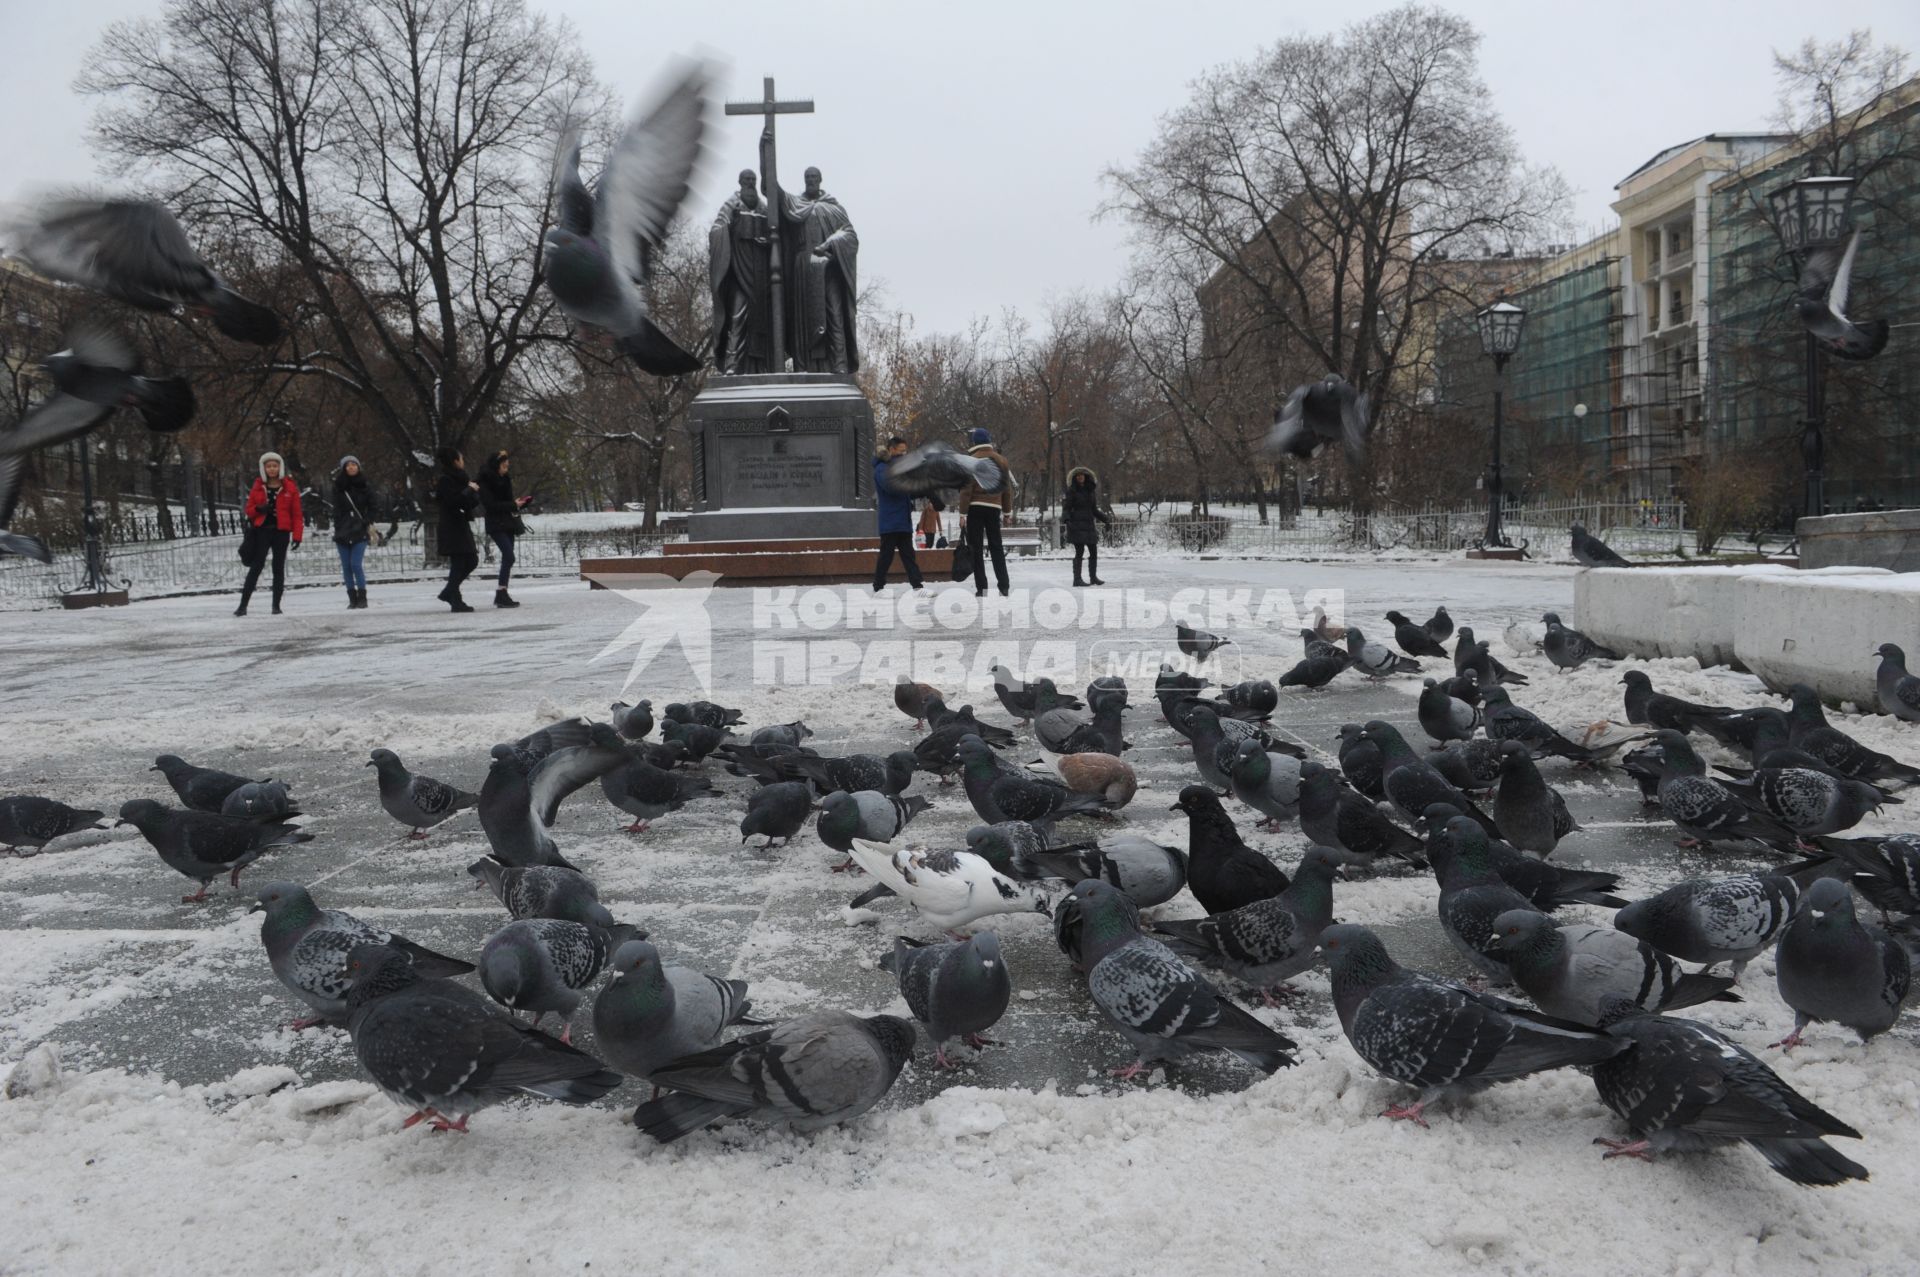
<box><xmin>237</xmin><ymin>452</ymin><xmax>303</xmax><ymax>616</ymax></box>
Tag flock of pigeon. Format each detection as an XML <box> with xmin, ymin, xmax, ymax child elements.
<box><xmin>6</xmin><ymin>579</ymin><xmax>1920</xmax><ymax>1182</ymax></box>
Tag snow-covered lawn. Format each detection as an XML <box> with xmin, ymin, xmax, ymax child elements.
<box><xmin>3</xmin><ymin>556</ymin><xmax>1918</xmax><ymax>1275</ymax></box>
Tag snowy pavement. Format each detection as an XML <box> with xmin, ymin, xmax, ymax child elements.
<box><xmin>3</xmin><ymin>555</ymin><xmax>1920</xmax><ymax>1274</ymax></box>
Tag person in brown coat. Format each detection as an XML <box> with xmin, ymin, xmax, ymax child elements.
<box><xmin>959</xmin><ymin>427</ymin><xmax>1011</xmax><ymax>597</ymax></box>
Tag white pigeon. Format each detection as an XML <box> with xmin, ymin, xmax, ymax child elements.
<box><xmin>846</xmin><ymin>838</ymin><xmax>1052</xmax><ymax>934</ymax></box>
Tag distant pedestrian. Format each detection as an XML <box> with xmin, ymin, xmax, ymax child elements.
<box><xmin>433</xmin><ymin>446</ymin><xmax>481</xmax><ymax>613</ymax></box>
<box><xmin>959</xmin><ymin>427</ymin><xmax>1011</xmax><ymax>597</ymax></box>
<box><xmin>918</xmin><ymin>495</ymin><xmax>943</xmax><ymax>549</ymax></box>
<box><xmin>237</xmin><ymin>451</ymin><xmax>302</xmax><ymax>617</ymax></box>
<box><xmin>871</xmin><ymin>436</ymin><xmax>925</xmax><ymax>592</ymax></box>
<box><xmin>331</xmin><ymin>455</ymin><xmax>380</xmax><ymax>610</ymax></box>
<box><xmin>477</xmin><ymin>449</ymin><xmax>532</xmax><ymax>609</ymax></box>
<box><xmin>1061</xmin><ymin>465</ymin><xmax>1110</xmax><ymax>587</ymax></box>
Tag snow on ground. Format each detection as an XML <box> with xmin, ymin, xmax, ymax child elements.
<box><xmin>4</xmin><ymin>556</ymin><xmax>1920</xmax><ymax>1274</ymax></box>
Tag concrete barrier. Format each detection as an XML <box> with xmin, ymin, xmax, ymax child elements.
<box><xmin>1574</xmin><ymin>565</ymin><xmax>1795</xmax><ymax>667</ymax></box>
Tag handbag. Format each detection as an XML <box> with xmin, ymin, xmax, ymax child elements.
<box><xmin>239</xmin><ymin>520</ymin><xmax>266</xmax><ymax>567</ymax></box>
<box><xmin>948</xmin><ymin>527</ymin><xmax>974</xmax><ymax>581</ymax></box>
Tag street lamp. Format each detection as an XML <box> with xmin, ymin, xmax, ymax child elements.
<box><xmin>1768</xmin><ymin>170</ymin><xmax>1857</xmax><ymax>517</ymax></box>
<box><xmin>1476</xmin><ymin>299</ymin><xmax>1526</xmax><ymax>549</ymax></box>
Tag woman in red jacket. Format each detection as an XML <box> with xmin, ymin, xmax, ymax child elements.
<box><xmin>237</xmin><ymin>451</ymin><xmax>303</xmax><ymax>616</ymax></box>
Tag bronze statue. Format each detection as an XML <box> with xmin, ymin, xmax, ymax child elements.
<box><xmin>709</xmin><ymin>169</ymin><xmax>774</xmax><ymax>374</ymax></box>
<box><xmin>776</xmin><ymin>167</ymin><xmax>859</xmax><ymax>374</ymax></box>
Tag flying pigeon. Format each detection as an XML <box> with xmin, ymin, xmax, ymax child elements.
<box><xmin>1384</xmin><ymin>611</ymin><xmax>1450</xmax><ymax>659</ymax></box>
<box><xmin>1491</xmin><ymin>742</ymin><xmax>1579</xmax><ymax>856</ymax></box>
<box><xmin>600</xmin><ymin>747</ymin><xmax>716</xmax><ymax>833</ymax></box>
<box><xmin>1590</xmin><ymin>1007</ymin><xmax>1866</xmax><ymax>1184</ymax></box>
<box><xmin>151</xmin><ymin>753</ymin><xmax>267</xmax><ymax>813</ymax></box>
<box><xmin>252</xmin><ymin>881</ymin><xmax>473</xmax><ymax>1029</ymax></box>
<box><xmin>1361</xmin><ymin>720</ymin><xmax>1502</xmax><ymax>837</ymax></box>
<box><xmin>1614</xmin><ymin>873</ymin><xmax>1803</xmax><ymax>979</ymax></box>
<box><xmin>881</xmin><ymin>441</ymin><xmax>1008</xmax><ymax>497</ymax></box>
<box><xmin>544</xmin><ymin>63</ymin><xmax>710</xmax><ymax>374</ymax></box>
<box><xmin>1072</xmin><ymin>880</ymin><xmax>1296</xmax><ymax>1080</ymax></box>
<box><xmin>1002</xmin><ymin>832</ymin><xmax>1189</xmax><ymax>909</ymax></box>
<box><xmin>894</xmin><ymin>675</ymin><xmax>941</xmax><ymax>730</ymax></box>
<box><xmin>1</xmin><ymin>197</ymin><xmax>282</xmax><ymax>343</ymax></box>
<box><xmin>1874</xmin><ymin>644</ymin><xmax>1920</xmax><ymax>723</ymax></box>
<box><xmin>592</xmin><ymin>940</ymin><xmax>755</xmax><ymax>1084</ymax></box>
<box><xmin>1151</xmin><ymin>847</ymin><xmax>1341</xmax><ymax>1003</ymax></box>
<box><xmin>630</xmin><ymin>1010</ymin><xmax>915</xmax><ymax>1143</ymax></box>
<box><xmin>478</xmin><ymin>719</ymin><xmax>629</xmax><ymax>866</ymax></box>
<box><xmin>1619</xmin><ymin>671</ymin><xmax>1737</xmax><ymax>732</ymax></box>
<box><xmin>116</xmin><ymin>799</ymin><xmax>310</xmax><ymax>903</ymax></box>
<box><xmin>739</xmin><ymin>780</ymin><xmax>814</xmax><ymax>849</ymax></box>
<box><xmin>1488</xmin><ymin>909</ymin><xmax>1738</xmax><ymax>1026</ymax></box>
<box><xmin>1296</xmin><ymin>762</ymin><xmax>1426</xmax><ymax>871</ymax></box>
<box><xmin>845</xmin><ymin>839</ymin><xmax>1052</xmax><ymax>933</ymax></box>
<box><xmin>1345</xmin><ymin>626</ymin><xmax>1421</xmax><ymax>678</ymax></box>
<box><xmin>609</xmin><ymin>699</ymin><xmax>654</xmax><ymax>740</ymax></box>
<box><xmin>344</xmin><ymin>943</ymin><xmax>622</xmax><ymax>1132</ymax></box>
<box><xmin>0</xmin><ymin>796</ymin><xmax>104</xmax><ymax>856</ymax></box>
<box><xmin>1772</xmin><ymin>877</ymin><xmax>1910</xmax><ymax>1050</ymax></box>
<box><xmin>1785</xmin><ymin>684</ymin><xmax>1920</xmax><ymax>787</ymax></box>
<box><xmin>220</xmin><ymin>779</ymin><xmax>298</xmax><ymax>823</ymax></box>
<box><xmin>1417</xmin><ymin>678</ymin><xmax>1480</xmax><ymax>745</ymax></box>
<box><xmin>0</xmin><ymin>442</ymin><xmax>50</xmax><ymax>561</ymax></box>
<box><xmin>478</xmin><ymin>918</ymin><xmax>626</xmax><ymax>1039</ymax></box>
<box><xmin>1320</xmin><ymin>922</ymin><xmax>1623</xmax><ymax>1127</ymax></box>
<box><xmin>1172</xmin><ymin>784</ymin><xmax>1290</xmax><ymax>914</ymax></box>
<box><xmin>881</xmin><ymin>932</ymin><xmax>1011</xmax><ymax>1068</ymax></box>
<box><xmin>1175</xmin><ymin>621</ymin><xmax>1231</xmax><ymax>665</ymax></box>
<box><xmin>1421</xmin><ymin>803</ymin><xmax>1624</xmax><ymax>911</ymax></box>
<box><xmin>1569</xmin><ymin>523</ymin><xmax>1632</xmax><ymax>567</ymax></box>
<box><xmin>1266</xmin><ymin>374</ymin><xmax>1370</xmax><ymax>462</ymax></box>
<box><xmin>1226</xmin><ymin>738</ymin><xmax>1302</xmax><ymax>832</ymax></box>
<box><xmin>663</xmin><ymin>699</ymin><xmax>745</xmax><ymax>730</ymax></box>
<box><xmin>1793</xmin><ymin>230</ymin><xmax>1889</xmax><ymax>361</ymax></box>
<box><xmin>466</xmin><ymin>856</ymin><xmax>629</xmax><ymax>933</ymax></box>
<box><xmin>1541</xmin><ymin>612</ymin><xmax>1620</xmax><ymax>671</ymax></box>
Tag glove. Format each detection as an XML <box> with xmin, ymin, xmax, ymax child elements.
<box><xmin>292</xmin><ymin>541</ymin><xmax>302</xmax><ymax>551</ymax></box>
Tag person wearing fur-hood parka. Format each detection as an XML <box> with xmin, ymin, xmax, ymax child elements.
<box><xmin>1061</xmin><ymin>465</ymin><xmax>1110</xmax><ymax>586</ymax></box>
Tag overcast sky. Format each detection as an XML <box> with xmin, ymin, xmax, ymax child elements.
<box><xmin>5</xmin><ymin>0</ymin><xmax>1919</xmax><ymax>335</ymax></box>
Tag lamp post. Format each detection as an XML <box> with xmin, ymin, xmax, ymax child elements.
<box><xmin>1475</xmin><ymin>299</ymin><xmax>1527</xmax><ymax>549</ymax></box>
<box><xmin>1767</xmin><ymin>171</ymin><xmax>1856</xmax><ymax>518</ymax></box>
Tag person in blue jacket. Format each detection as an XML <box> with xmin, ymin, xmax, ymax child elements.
<box><xmin>871</xmin><ymin>436</ymin><xmax>925</xmax><ymax>591</ymax></box>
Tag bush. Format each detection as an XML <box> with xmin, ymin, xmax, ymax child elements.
<box><xmin>1169</xmin><ymin>516</ymin><xmax>1231</xmax><ymax>551</ymax></box>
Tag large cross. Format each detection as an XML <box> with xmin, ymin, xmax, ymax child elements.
<box><xmin>725</xmin><ymin>77</ymin><xmax>814</xmax><ymax>374</ymax></box>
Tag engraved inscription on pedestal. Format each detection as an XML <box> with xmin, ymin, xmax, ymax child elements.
<box><xmin>715</xmin><ymin>429</ymin><xmax>843</xmax><ymax>509</ymax></box>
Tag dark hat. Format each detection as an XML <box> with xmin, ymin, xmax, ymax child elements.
<box><xmin>968</xmin><ymin>428</ymin><xmax>992</xmax><ymax>446</ymax></box>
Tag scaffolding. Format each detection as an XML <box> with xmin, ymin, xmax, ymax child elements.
<box><xmin>1500</xmin><ymin>256</ymin><xmax>1631</xmax><ymax>492</ymax></box>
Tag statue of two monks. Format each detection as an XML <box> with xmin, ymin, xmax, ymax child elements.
<box><xmin>709</xmin><ymin>165</ymin><xmax>859</xmax><ymax>375</ymax></box>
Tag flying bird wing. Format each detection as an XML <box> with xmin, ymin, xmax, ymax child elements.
<box><xmin>1265</xmin><ymin>383</ymin><xmax>1311</xmax><ymax>458</ymax></box>
<box><xmin>550</xmin><ymin>128</ymin><xmax>596</xmax><ymax>237</ymax></box>
<box><xmin>882</xmin><ymin>441</ymin><xmax>1002</xmax><ymax>496</ymax></box>
<box><xmin>597</xmin><ymin>59</ymin><xmax>712</xmax><ymax>289</ymax></box>
<box><xmin>3</xmin><ymin>197</ymin><xmax>214</xmax><ymax>309</ymax></box>
<box><xmin>1339</xmin><ymin>384</ymin><xmax>1371</xmax><ymax>464</ymax></box>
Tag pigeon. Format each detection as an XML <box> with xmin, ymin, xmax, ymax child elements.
<box><xmin>1681</xmin><ymin>704</ymin><xmax>1795</xmax><ymax>757</ymax></box>
<box><xmin>465</xmin><ymin>857</ymin><xmax>628</xmax><ymax>933</ymax></box>
<box><xmin>1785</xmin><ymin>684</ymin><xmax>1920</xmax><ymax>787</ymax></box>
<box><xmin>1086</xmin><ymin>676</ymin><xmax>1129</xmax><ymax>715</ymax></box>
<box><xmin>592</xmin><ymin>940</ymin><xmax>755</xmax><ymax>1083</ymax></box>
<box><xmin>1</xmin><ymin>197</ymin><xmax>282</xmax><ymax>344</ymax></box>
<box><xmin>252</xmin><ymin>881</ymin><xmax>473</xmax><ymax>1029</ymax></box>
<box><xmin>630</xmin><ymin>1010</ymin><xmax>915</xmax><ymax>1143</ymax></box>
<box><xmin>1008</xmin><ymin>833</ymin><xmax>1189</xmax><ymax>909</ymax></box>
<box><xmin>1335</xmin><ymin>724</ymin><xmax>1385</xmax><ymax>799</ymax></box>
<box><xmin>740</xmin><ymin>780</ymin><xmax>815</xmax><ymax>849</ymax></box>
<box><xmin>0</xmin><ymin>796</ymin><xmax>105</xmax><ymax>855</ymax></box>
<box><xmin>1034</xmin><ymin>703</ymin><xmax>1128</xmax><ymax>757</ymax></box>
<box><xmin>1590</xmin><ymin>1007</ymin><xmax>1867</xmax><ymax>1184</ymax></box>
<box><xmin>1072</xmin><ymin>881</ymin><xmax>1296</xmax><ymax>1080</ymax></box>
<box><xmin>1320</xmin><ymin>923</ymin><xmax>1623</xmax><ymax>1127</ymax></box>
<box><xmin>819</xmin><ymin>790</ymin><xmax>929</xmax><ymax>868</ymax></box>
<box><xmin>1794</xmin><ymin>229</ymin><xmax>1890</xmax><ymax>361</ymax></box>
<box><xmin>663</xmin><ymin>700</ymin><xmax>745</xmax><ymax>730</ymax></box>
<box><xmin>1478</xmin><ymin>688</ymin><xmax>1598</xmax><ymax>762</ymax></box>
<box><xmin>881</xmin><ymin>441</ymin><xmax>1009</xmax><ymax>496</ymax></box>
<box><xmin>1541</xmin><ymin>611</ymin><xmax>1621</xmax><ymax>671</ymax></box>
<box><xmin>846</xmin><ymin>839</ymin><xmax>1052</xmax><ymax>933</ymax></box>
<box><xmin>1489</xmin><ymin>909</ymin><xmax>1739</xmax><ymax>1025</ymax></box>
<box><xmin>1266</xmin><ymin>373</ymin><xmax>1369</xmax><ymax>462</ymax></box>
<box><xmin>1619</xmin><ymin>671</ymin><xmax>1737</xmax><ymax>732</ymax></box>
<box><xmin>1428</xmin><ymin>738</ymin><xmax>1504</xmax><ymax>794</ymax></box>
<box><xmin>1423</xmin><ymin>606</ymin><xmax>1455</xmax><ymax>644</ymax></box>
<box><xmin>1491</xmin><ymin>742</ymin><xmax>1578</xmax><ymax>855</ymax></box>
<box><xmin>1385</xmin><ymin>611</ymin><xmax>1450</xmax><ymax>659</ymax></box>
<box><xmin>894</xmin><ymin>675</ymin><xmax>941</xmax><ymax>729</ymax></box>
<box><xmin>609</xmin><ymin>699</ymin><xmax>654</xmax><ymax>740</ymax></box>
<box><xmin>1620</xmin><ymin>744</ymin><xmax>1666</xmax><ymax>804</ymax></box>
<box><xmin>1178</xmin><ymin>704</ymin><xmax>1249</xmax><ymax>792</ymax></box>
<box><xmin>1151</xmin><ymin>847</ymin><xmax>1341</xmax><ymax>1002</ymax></box>
<box><xmin>1421</xmin><ymin>803</ymin><xmax>1624</xmax><ymax>912</ymax></box>
<box><xmin>990</xmin><ymin>662</ymin><xmax>1083</xmax><ymax>724</ymax></box>
<box><xmin>1875</xmin><ymin>644</ymin><xmax>1920</xmax><ymax>724</ymax></box>
<box><xmin>367</xmin><ymin>749</ymin><xmax>478</xmax><ymax>839</ymax></box>
<box><xmin>1361</xmin><ymin>720</ymin><xmax>1502</xmax><ymax>837</ymax></box>
<box><xmin>1227</xmin><ymin>739</ymin><xmax>1302</xmax><ymax>832</ymax></box>
<box><xmin>479</xmin><ymin>719</ymin><xmax>630</xmax><ymax>867</ymax></box>
<box><xmin>1278</xmin><ymin>654</ymin><xmax>1346</xmax><ymax>690</ymax></box>
<box><xmin>959</xmin><ymin>820</ymin><xmax>1064</xmax><ymax>876</ymax></box>
<box><xmin>1172</xmin><ymin>785</ymin><xmax>1289</xmax><ymax>914</ymax></box>
<box><xmin>544</xmin><ymin>63</ymin><xmax>710</xmax><ymax>373</ymax></box>
<box><xmin>1296</xmin><ymin>762</ymin><xmax>1426</xmax><ymax>871</ymax></box>
<box><xmin>115</xmin><ymin>799</ymin><xmax>310</xmax><ymax>903</ymax></box>
<box><xmin>220</xmin><ymin>780</ymin><xmax>298</xmax><ymax>823</ymax></box>
<box><xmin>1308</xmin><ymin>605</ymin><xmax>1348</xmax><ymax>643</ymax></box>
<box><xmin>750</xmin><ymin>721</ymin><xmax>813</xmax><ymax>750</ymax></box>
<box><xmin>913</xmin><ymin>719</ymin><xmax>994</xmax><ymax>781</ymax></box>
<box><xmin>1436</xmin><ymin>669</ymin><xmax>1484</xmax><ymax>706</ymax></box>
<box><xmin>1721</xmin><ymin>767</ymin><xmax>1893</xmax><ymax>841</ymax></box>
<box><xmin>1175</xmin><ymin>621</ymin><xmax>1231</xmax><ymax>665</ymax></box>
<box><xmin>1345</xmin><ymin>626</ymin><xmax>1421</xmax><ymax>678</ymax></box>
<box><xmin>1570</xmin><ymin>523</ymin><xmax>1632</xmax><ymax>568</ymax></box>
<box><xmin>1155</xmin><ymin>664</ymin><xmax>1210</xmax><ymax>696</ymax></box>
<box><xmin>151</xmin><ymin>754</ymin><xmax>266</xmax><ymax>813</ymax></box>
<box><xmin>1433</xmin><ymin>817</ymin><xmax>1538</xmax><ymax>984</ymax></box>
<box><xmin>923</xmin><ymin>697</ymin><xmax>1018</xmax><ymax>748</ymax></box>
<box><xmin>1811</xmin><ymin>832</ymin><xmax>1920</xmax><ymax>919</ymax></box>
<box><xmin>1166</xmin><ymin>698</ymin><xmax>1299</xmax><ymax>760</ymax></box>
<box><xmin>778</xmin><ymin>749</ymin><xmax>917</xmax><ymax>798</ymax></box>
<box><xmin>0</xmin><ymin>439</ymin><xmax>51</xmax><ymax>561</ymax></box>
<box><xmin>658</xmin><ymin>721</ymin><xmax>732</xmax><ymax>764</ymax></box>
<box><xmin>1454</xmin><ymin>627</ymin><xmax>1527</xmax><ymax>685</ymax></box>
<box><xmin>956</xmin><ymin>735</ymin><xmax>1105</xmax><ymax>828</ymax></box>
<box><xmin>1417</xmin><ymin>678</ymin><xmax>1480</xmax><ymax>744</ymax></box>
<box><xmin>715</xmin><ymin>739</ymin><xmax>812</xmax><ymax>785</ymax></box>
<box><xmin>344</xmin><ymin>943</ymin><xmax>622</xmax><ymax>1132</ymax></box>
<box><xmin>1650</xmin><ymin>730</ymin><xmax>1799</xmax><ymax>851</ymax></box>
<box><xmin>631</xmin><ymin>740</ymin><xmax>688</xmax><ymax>771</ymax></box>
<box><xmin>1035</xmin><ymin>752</ymin><xmax>1137</xmax><ymax>809</ymax></box>
<box><xmin>600</xmin><ymin>748</ymin><xmax>717</xmax><ymax>833</ymax></box>
<box><xmin>478</xmin><ymin>918</ymin><xmax>625</xmax><ymax>1038</ymax></box>
<box><xmin>881</xmin><ymin>932</ymin><xmax>1011</xmax><ymax>1068</ymax></box>
<box><xmin>1773</xmin><ymin>877</ymin><xmax>1910</xmax><ymax>1049</ymax></box>
<box><xmin>1222</xmin><ymin>679</ymin><xmax>1279</xmax><ymax>717</ymax></box>
<box><xmin>1614</xmin><ymin>873</ymin><xmax>1803</xmax><ymax>979</ymax></box>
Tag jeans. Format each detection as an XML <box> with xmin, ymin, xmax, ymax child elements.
<box><xmin>966</xmin><ymin>504</ymin><xmax>1009</xmax><ymax>594</ymax></box>
<box><xmin>241</xmin><ymin>528</ymin><xmax>290</xmax><ymax>608</ymax></box>
<box><xmin>490</xmin><ymin>532</ymin><xmax>516</xmax><ymax>588</ymax></box>
<box><xmin>337</xmin><ymin>540</ymin><xmax>367</xmax><ymax>591</ymax></box>
<box><xmin>871</xmin><ymin>532</ymin><xmax>922</xmax><ymax>589</ymax></box>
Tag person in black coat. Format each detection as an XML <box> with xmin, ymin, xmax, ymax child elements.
<box><xmin>331</xmin><ymin>455</ymin><xmax>380</xmax><ymax>610</ymax></box>
<box><xmin>1061</xmin><ymin>466</ymin><xmax>1111</xmax><ymax>586</ymax></box>
<box><xmin>433</xmin><ymin>446</ymin><xmax>481</xmax><ymax>613</ymax></box>
<box><xmin>476</xmin><ymin>449</ymin><xmax>531</xmax><ymax>609</ymax></box>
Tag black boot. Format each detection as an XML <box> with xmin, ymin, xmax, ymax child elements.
<box><xmin>1088</xmin><ymin>548</ymin><xmax>1104</xmax><ymax>586</ymax></box>
<box><xmin>494</xmin><ymin>589</ymin><xmax>519</xmax><ymax>609</ymax></box>
<box><xmin>234</xmin><ymin>599</ymin><xmax>249</xmax><ymax>617</ymax></box>
<box><xmin>355</xmin><ymin>588</ymin><xmax>368</xmax><ymax>609</ymax></box>
<box><xmin>271</xmin><ymin>587</ymin><xmax>284</xmax><ymax>616</ymax></box>
<box><xmin>449</xmin><ymin>592</ymin><xmax>474</xmax><ymax>613</ymax></box>
<box><xmin>345</xmin><ymin>588</ymin><xmax>357</xmax><ymax>610</ymax></box>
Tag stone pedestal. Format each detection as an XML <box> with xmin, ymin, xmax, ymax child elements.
<box><xmin>686</xmin><ymin>373</ymin><xmax>875</xmax><ymax>543</ymax></box>
<box><xmin>1797</xmin><ymin>509</ymin><xmax>1920</xmax><ymax>572</ymax></box>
